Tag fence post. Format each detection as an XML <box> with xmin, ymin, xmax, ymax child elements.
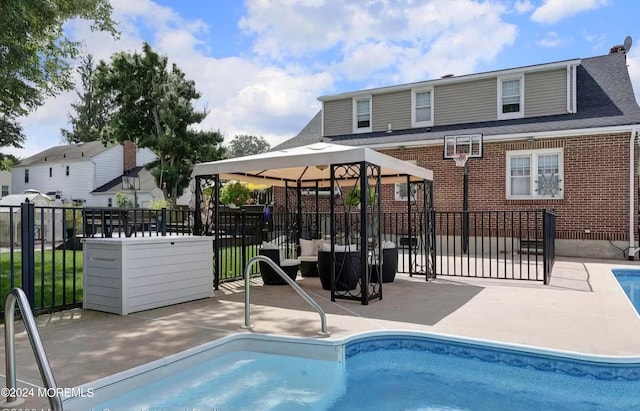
<box><xmin>542</xmin><ymin>209</ymin><xmax>556</xmax><ymax>285</ymax></box>
<box><xmin>20</xmin><ymin>202</ymin><xmax>35</xmax><ymax>307</ymax></box>
<box><xmin>241</xmin><ymin>208</ymin><xmax>247</xmax><ymax>273</ymax></box>
<box><xmin>161</xmin><ymin>207</ymin><xmax>167</xmax><ymax>236</ymax></box>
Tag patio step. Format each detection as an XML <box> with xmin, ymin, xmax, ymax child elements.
<box><xmin>518</xmin><ymin>239</ymin><xmax>543</xmax><ymax>255</ymax></box>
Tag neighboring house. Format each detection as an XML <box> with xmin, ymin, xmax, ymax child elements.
<box><xmin>0</xmin><ymin>190</ymin><xmax>60</xmax><ymax>244</ymax></box>
<box><xmin>277</xmin><ymin>42</ymin><xmax>640</xmax><ymax>259</ymax></box>
<box><xmin>91</xmin><ymin>166</ymin><xmax>164</xmax><ymax>208</ymax></box>
<box><xmin>0</xmin><ymin>171</ymin><xmax>11</xmax><ymax>198</ymax></box>
<box><xmin>11</xmin><ymin>141</ymin><xmax>160</xmax><ymax>207</ymax></box>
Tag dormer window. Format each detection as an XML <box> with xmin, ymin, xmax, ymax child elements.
<box><xmin>353</xmin><ymin>96</ymin><xmax>372</xmax><ymax>133</ymax></box>
<box><xmin>411</xmin><ymin>87</ymin><xmax>433</xmax><ymax>127</ymax></box>
<box><xmin>497</xmin><ymin>74</ymin><xmax>524</xmax><ymax>120</ymax></box>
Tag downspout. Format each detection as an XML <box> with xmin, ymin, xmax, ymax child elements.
<box><xmin>629</xmin><ymin>128</ymin><xmax>639</xmax><ymax>259</ymax></box>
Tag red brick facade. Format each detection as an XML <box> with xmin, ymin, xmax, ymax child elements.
<box><xmin>274</xmin><ymin>132</ymin><xmax>638</xmax><ymax>243</ymax></box>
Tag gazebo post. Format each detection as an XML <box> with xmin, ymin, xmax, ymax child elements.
<box><xmin>214</xmin><ymin>174</ymin><xmax>221</xmax><ymax>290</ymax></box>
<box><xmin>297</xmin><ymin>180</ymin><xmax>302</xmax><ymax>242</ymax></box>
<box><xmin>359</xmin><ymin>162</ymin><xmax>368</xmax><ymax>305</ymax></box>
<box><xmin>329</xmin><ymin>166</ymin><xmax>336</xmax><ymax>302</ymax></box>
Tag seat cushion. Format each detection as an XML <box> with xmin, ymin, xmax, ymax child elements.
<box><xmin>281</xmin><ymin>259</ymin><xmax>301</xmax><ymax>267</ymax></box>
<box><xmin>298</xmin><ymin>255</ymin><xmax>318</xmax><ymax>263</ymax></box>
<box><xmin>299</xmin><ymin>238</ymin><xmax>315</xmax><ymax>257</ymax></box>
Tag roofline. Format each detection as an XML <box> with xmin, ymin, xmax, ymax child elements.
<box><xmin>318</xmin><ymin>58</ymin><xmax>582</xmax><ymax>102</ymax></box>
<box><xmin>365</xmin><ymin>124</ymin><xmax>640</xmax><ymax>150</ymax></box>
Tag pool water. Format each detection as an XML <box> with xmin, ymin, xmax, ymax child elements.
<box><xmin>330</xmin><ymin>348</ymin><xmax>637</xmax><ymax>411</ymax></box>
<box><xmin>92</xmin><ymin>351</ymin><xmax>345</xmax><ymax>410</ymax></box>
<box><xmin>81</xmin><ymin>334</ymin><xmax>640</xmax><ymax>411</ymax></box>
<box><xmin>613</xmin><ymin>268</ymin><xmax>640</xmax><ymax>315</ymax></box>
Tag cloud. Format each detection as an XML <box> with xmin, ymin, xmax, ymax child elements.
<box><xmin>531</xmin><ymin>0</ymin><xmax>610</xmax><ymax>24</ymax></box>
<box><xmin>16</xmin><ymin>0</ymin><xmax>329</xmax><ymax>157</ymax></box>
<box><xmin>241</xmin><ymin>0</ymin><xmax>517</xmax><ymax>84</ymax></box>
<box><xmin>537</xmin><ymin>31</ymin><xmax>564</xmax><ymax>48</ymax></box>
<box><xmin>514</xmin><ymin>0</ymin><xmax>534</xmax><ymax>14</ymax></box>
<box><xmin>627</xmin><ymin>48</ymin><xmax>640</xmax><ymax>109</ymax></box>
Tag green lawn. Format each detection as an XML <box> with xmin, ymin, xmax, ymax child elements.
<box><xmin>0</xmin><ymin>245</ymin><xmax>256</xmax><ymax>312</ymax></box>
<box><xmin>0</xmin><ymin>249</ymin><xmax>83</xmax><ymax>311</ymax></box>
<box><xmin>218</xmin><ymin>245</ymin><xmax>260</xmax><ymax>279</ymax></box>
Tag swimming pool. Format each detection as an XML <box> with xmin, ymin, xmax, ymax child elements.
<box><xmin>65</xmin><ymin>331</ymin><xmax>640</xmax><ymax>410</ymax></box>
<box><xmin>613</xmin><ymin>268</ymin><xmax>640</xmax><ymax>315</ymax></box>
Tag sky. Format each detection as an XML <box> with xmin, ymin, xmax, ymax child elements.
<box><xmin>13</xmin><ymin>0</ymin><xmax>640</xmax><ymax>159</ymax></box>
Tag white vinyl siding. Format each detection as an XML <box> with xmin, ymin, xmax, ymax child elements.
<box><xmin>506</xmin><ymin>148</ymin><xmax>564</xmax><ymax>199</ymax></box>
<box><xmin>498</xmin><ymin>74</ymin><xmax>524</xmax><ymax>120</ymax></box>
<box><xmin>136</xmin><ymin>148</ymin><xmax>158</xmax><ymax>167</ymax></box>
<box><xmin>353</xmin><ymin>96</ymin><xmax>372</xmax><ymax>133</ymax></box>
<box><xmin>94</xmin><ymin>145</ymin><xmax>124</xmax><ymax>188</ymax></box>
<box><xmin>412</xmin><ymin>88</ymin><xmax>433</xmax><ymax>127</ymax></box>
<box><xmin>12</xmin><ymin>161</ymin><xmax>96</xmax><ymax>203</ymax></box>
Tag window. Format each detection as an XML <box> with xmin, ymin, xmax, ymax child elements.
<box><xmin>506</xmin><ymin>148</ymin><xmax>563</xmax><ymax>199</ymax></box>
<box><xmin>395</xmin><ymin>160</ymin><xmax>418</xmax><ymax>201</ymax></box>
<box><xmin>24</xmin><ymin>169</ymin><xmax>29</xmax><ymax>184</ymax></box>
<box><xmin>1</xmin><ymin>186</ymin><xmax>8</xmax><ymax>197</ymax></box>
<box><xmin>497</xmin><ymin>74</ymin><xmax>524</xmax><ymax>120</ymax></box>
<box><xmin>65</xmin><ymin>166</ymin><xmax>70</xmax><ymax>176</ymax></box>
<box><xmin>353</xmin><ymin>96</ymin><xmax>372</xmax><ymax>133</ymax></box>
<box><xmin>108</xmin><ymin>198</ymin><xmax>112</xmax><ymax>207</ymax></box>
<box><xmin>49</xmin><ymin>167</ymin><xmax>52</xmax><ymax>178</ymax></box>
<box><xmin>412</xmin><ymin>88</ymin><xmax>433</xmax><ymax>127</ymax></box>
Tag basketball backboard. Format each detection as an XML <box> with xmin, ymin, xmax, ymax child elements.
<box><xmin>443</xmin><ymin>134</ymin><xmax>483</xmax><ymax>158</ymax></box>
<box><xmin>122</xmin><ymin>175</ymin><xmax>140</xmax><ymax>190</ymax></box>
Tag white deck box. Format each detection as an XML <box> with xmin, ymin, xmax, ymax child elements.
<box><xmin>83</xmin><ymin>235</ymin><xmax>213</xmax><ymax>315</ymax></box>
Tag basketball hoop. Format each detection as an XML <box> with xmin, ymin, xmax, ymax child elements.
<box><xmin>452</xmin><ymin>152</ymin><xmax>469</xmax><ymax>168</ymax></box>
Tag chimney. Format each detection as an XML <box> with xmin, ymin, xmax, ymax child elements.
<box><xmin>610</xmin><ymin>44</ymin><xmax>626</xmax><ymax>54</ymax></box>
<box><xmin>123</xmin><ymin>140</ymin><xmax>137</xmax><ymax>173</ymax></box>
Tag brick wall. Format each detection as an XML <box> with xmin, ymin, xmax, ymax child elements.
<box><xmin>272</xmin><ymin>132</ymin><xmax>637</xmax><ymax>242</ymax></box>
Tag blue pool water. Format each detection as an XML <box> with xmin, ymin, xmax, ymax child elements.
<box><xmin>613</xmin><ymin>268</ymin><xmax>640</xmax><ymax>315</ymax></box>
<box><xmin>83</xmin><ymin>333</ymin><xmax>640</xmax><ymax>411</ymax></box>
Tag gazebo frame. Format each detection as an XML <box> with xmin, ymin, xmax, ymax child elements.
<box><xmin>192</xmin><ymin>143</ymin><xmax>434</xmax><ymax>305</ymax></box>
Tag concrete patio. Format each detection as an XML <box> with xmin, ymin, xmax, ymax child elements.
<box><xmin>2</xmin><ymin>257</ymin><xmax>640</xmax><ymax>409</ymax></box>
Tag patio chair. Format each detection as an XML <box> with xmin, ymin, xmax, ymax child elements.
<box><xmin>298</xmin><ymin>238</ymin><xmax>325</xmax><ymax>277</ymax></box>
<box><xmin>258</xmin><ymin>247</ymin><xmax>300</xmax><ymax>285</ymax></box>
<box><xmin>371</xmin><ymin>242</ymin><xmax>398</xmax><ymax>283</ymax></box>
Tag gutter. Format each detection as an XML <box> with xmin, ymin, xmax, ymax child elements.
<box><xmin>366</xmin><ymin>124</ymin><xmax>640</xmax><ymax>150</ymax></box>
<box><xmin>630</xmin><ymin>128</ymin><xmax>640</xmax><ymax>260</ymax></box>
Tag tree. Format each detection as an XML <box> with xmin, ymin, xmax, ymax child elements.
<box><xmin>95</xmin><ymin>43</ymin><xmax>225</xmax><ymax>203</ymax></box>
<box><xmin>0</xmin><ymin>0</ymin><xmax>117</xmax><ymax>148</ymax></box>
<box><xmin>0</xmin><ymin>153</ymin><xmax>19</xmax><ymax>171</ymax></box>
<box><xmin>61</xmin><ymin>55</ymin><xmax>110</xmax><ymax>144</ymax></box>
<box><xmin>227</xmin><ymin>135</ymin><xmax>270</xmax><ymax>158</ymax></box>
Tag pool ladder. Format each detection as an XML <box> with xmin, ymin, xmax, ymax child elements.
<box><xmin>243</xmin><ymin>256</ymin><xmax>331</xmax><ymax>336</ymax></box>
<box><xmin>3</xmin><ymin>288</ymin><xmax>63</xmax><ymax>410</ymax></box>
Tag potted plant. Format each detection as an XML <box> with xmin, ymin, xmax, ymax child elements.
<box><xmin>220</xmin><ymin>181</ymin><xmax>251</xmax><ymax>208</ymax></box>
<box><xmin>343</xmin><ymin>185</ymin><xmax>378</xmax><ymax>208</ymax></box>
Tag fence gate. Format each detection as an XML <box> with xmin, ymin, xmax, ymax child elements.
<box><xmin>431</xmin><ymin>209</ymin><xmax>555</xmax><ymax>283</ymax></box>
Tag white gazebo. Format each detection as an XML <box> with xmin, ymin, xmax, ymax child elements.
<box><xmin>192</xmin><ymin>142</ymin><xmax>434</xmax><ymax>304</ymax></box>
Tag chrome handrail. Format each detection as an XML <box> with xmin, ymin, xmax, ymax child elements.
<box><xmin>243</xmin><ymin>256</ymin><xmax>330</xmax><ymax>337</ymax></box>
<box><xmin>4</xmin><ymin>288</ymin><xmax>62</xmax><ymax>410</ymax></box>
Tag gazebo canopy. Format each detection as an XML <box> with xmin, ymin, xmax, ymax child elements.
<box><xmin>192</xmin><ymin>142</ymin><xmax>433</xmax><ymax>187</ymax></box>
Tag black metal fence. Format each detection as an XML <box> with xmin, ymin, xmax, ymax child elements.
<box><xmin>0</xmin><ymin>204</ymin><xmax>194</xmax><ymax>318</ymax></box>
<box><xmin>2</xmin><ymin>204</ymin><xmax>555</xmax><ymax>317</ymax></box>
<box><xmin>432</xmin><ymin>209</ymin><xmax>555</xmax><ymax>282</ymax></box>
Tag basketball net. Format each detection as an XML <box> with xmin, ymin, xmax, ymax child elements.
<box><xmin>452</xmin><ymin>152</ymin><xmax>469</xmax><ymax>167</ymax></box>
